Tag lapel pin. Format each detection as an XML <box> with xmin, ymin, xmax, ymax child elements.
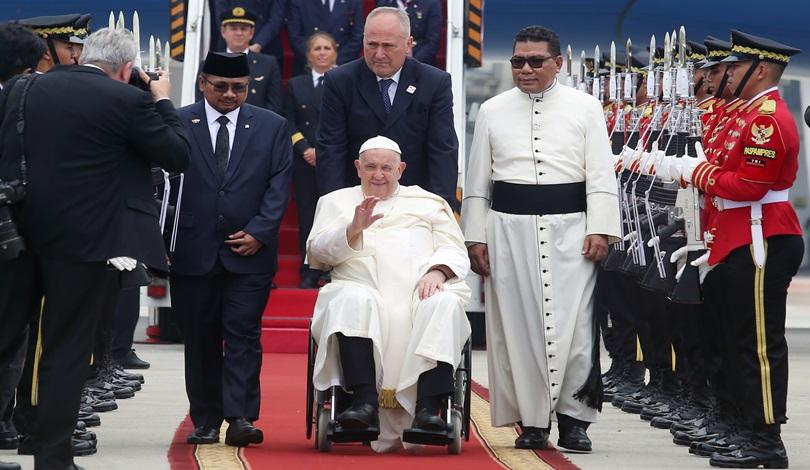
<box><xmin>406</xmin><ymin>85</ymin><xmax>416</xmax><ymax>94</ymax></box>
<box><xmin>191</xmin><ymin>118</ymin><xmax>201</xmax><ymax>124</ymax></box>
<box><xmin>245</xmin><ymin>124</ymin><xmax>251</xmax><ymax>129</ymax></box>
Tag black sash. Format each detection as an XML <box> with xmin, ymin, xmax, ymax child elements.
<box><xmin>490</xmin><ymin>181</ymin><xmax>587</xmax><ymax>215</ymax></box>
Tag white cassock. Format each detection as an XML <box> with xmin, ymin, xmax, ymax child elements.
<box><xmin>460</xmin><ymin>80</ymin><xmax>620</xmax><ymax>428</ymax></box>
<box><xmin>307</xmin><ymin>185</ymin><xmax>471</xmax><ymax>452</ymax></box>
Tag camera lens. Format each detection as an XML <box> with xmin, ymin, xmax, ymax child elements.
<box><xmin>0</xmin><ymin>206</ymin><xmax>25</xmax><ymax>260</ymax></box>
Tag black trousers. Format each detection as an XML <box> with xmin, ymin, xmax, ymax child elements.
<box><xmin>293</xmin><ymin>163</ymin><xmax>322</xmax><ymax>280</ymax></box>
<box><xmin>336</xmin><ymin>333</ymin><xmax>455</xmax><ymax>400</ymax></box>
<box><xmin>91</xmin><ymin>270</ymin><xmax>123</xmax><ymax>373</ymax></box>
<box><xmin>0</xmin><ymin>252</ymin><xmax>38</xmax><ymax>425</ymax></box>
<box><xmin>599</xmin><ymin>270</ymin><xmax>638</xmax><ymax>363</ymax></box>
<box><xmin>111</xmin><ymin>287</ymin><xmax>141</xmax><ymax>360</ymax></box>
<box><xmin>172</xmin><ymin>262</ymin><xmax>273</xmax><ymax>428</ymax></box>
<box><xmin>721</xmin><ymin>235</ymin><xmax>803</xmax><ymax>425</ymax></box>
<box><xmin>20</xmin><ymin>256</ymin><xmax>106</xmax><ymax>470</ymax></box>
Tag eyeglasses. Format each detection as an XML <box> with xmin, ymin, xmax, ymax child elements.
<box><xmin>203</xmin><ymin>76</ymin><xmax>248</xmax><ymax>93</ymax></box>
<box><xmin>509</xmin><ymin>55</ymin><xmax>557</xmax><ymax>69</ymax></box>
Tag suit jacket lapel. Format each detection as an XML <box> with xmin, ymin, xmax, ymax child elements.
<box><xmin>188</xmin><ymin>102</ymin><xmax>220</xmax><ymax>179</ymax></box>
<box><xmin>385</xmin><ymin>59</ymin><xmax>416</xmax><ymax>130</ymax></box>
<box><xmin>358</xmin><ymin>63</ymin><xmax>388</xmax><ymax>124</ymax></box>
<box><xmin>224</xmin><ymin>105</ymin><xmax>254</xmax><ymax>184</ymax></box>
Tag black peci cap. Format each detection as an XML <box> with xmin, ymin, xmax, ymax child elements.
<box><xmin>202</xmin><ymin>51</ymin><xmax>250</xmax><ymax>78</ymax></box>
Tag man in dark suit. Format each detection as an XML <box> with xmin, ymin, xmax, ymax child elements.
<box><xmin>172</xmin><ymin>52</ymin><xmax>291</xmax><ymax>447</ymax></box>
<box><xmin>212</xmin><ymin>0</ymin><xmax>286</xmax><ymax>74</ymax></box>
<box><xmin>376</xmin><ymin>0</ymin><xmax>442</xmax><ymax>65</ymax></box>
<box><xmin>287</xmin><ymin>0</ymin><xmax>365</xmax><ymax>74</ymax></box>
<box><xmin>0</xmin><ymin>27</ymin><xmax>189</xmax><ymax>470</ymax></box>
<box><xmin>316</xmin><ymin>6</ymin><xmax>458</xmax><ymax>207</ymax></box>
<box><xmin>200</xmin><ymin>6</ymin><xmax>282</xmax><ymax>113</ymax></box>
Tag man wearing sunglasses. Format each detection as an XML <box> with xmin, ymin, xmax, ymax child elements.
<box><xmin>172</xmin><ymin>51</ymin><xmax>292</xmax><ymax>447</ymax></box>
<box><xmin>461</xmin><ymin>25</ymin><xmax>620</xmax><ymax>452</ymax></box>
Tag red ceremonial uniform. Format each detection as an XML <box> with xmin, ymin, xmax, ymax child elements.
<box><xmin>690</xmin><ymin>88</ymin><xmax>802</xmax><ymax>265</ymax></box>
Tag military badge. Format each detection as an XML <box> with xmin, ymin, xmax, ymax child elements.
<box><xmin>750</xmin><ymin>122</ymin><xmax>774</xmax><ymax>145</ymax></box>
<box><xmin>233</xmin><ymin>7</ymin><xmax>245</xmax><ymax>16</ymax></box>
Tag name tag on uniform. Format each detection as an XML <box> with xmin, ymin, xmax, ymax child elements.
<box><xmin>254</xmin><ymin>75</ymin><xmax>265</xmax><ymax>81</ymax></box>
<box><xmin>191</xmin><ymin>118</ymin><xmax>201</xmax><ymax>124</ymax></box>
<box><xmin>406</xmin><ymin>85</ymin><xmax>416</xmax><ymax>94</ymax></box>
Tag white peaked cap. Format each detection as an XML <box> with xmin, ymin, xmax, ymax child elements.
<box><xmin>358</xmin><ymin>135</ymin><xmax>402</xmax><ymax>155</ymax></box>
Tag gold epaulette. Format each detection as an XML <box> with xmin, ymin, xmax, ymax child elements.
<box><xmin>758</xmin><ymin>99</ymin><xmax>776</xmax><ymax>115</ymax></box>
<box><xmin>726</xmin><ymin>99</ymin><xmax>746</xmax><ymax>112</ymax></box>
<box><xmin>746</xmin><ymin>95</ymin><xmax>770</xmax><ymax>113</ymax></box>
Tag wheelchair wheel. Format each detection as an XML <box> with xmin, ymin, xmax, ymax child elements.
<box><xmin>305</xmin><ymin>335</ymin><xmax>316</xmax><ymax>439</ymax></box>
<box><xmin>317</xmin><ymin>407</ymin><xmax>332</xmax><ymax>452</ymax></box>
<box><xmin>447</xmin><ymin>409</ymin><xmax>463</xmax><ymax>455</ymax></box>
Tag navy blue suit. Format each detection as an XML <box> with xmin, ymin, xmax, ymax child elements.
<box><xmin>316</xmin><ymin>57</ymin><xmax>458</xmax><ymax>206</ymax></box>
<box><xmin>171</xmin><ymin>100</ymin><xmax>291</xmax><ymax>428</ymax></box>
<box><xmin>376</xmin><ymin>0</ymin><xmax>442</xmax><ymax>65</ymax></box>
<box><xmin>287</xmin><ymin>0</ymin><xmax>365</xmax><ymax>72</ymax></box>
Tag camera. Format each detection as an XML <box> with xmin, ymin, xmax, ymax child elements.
<box><xmin>129</xmin><ymin>67</ymin><xmax>160</xmax><ymax>92</ymax></box>
<box><xmin>0</xmin><ymin>179</ymin><xmax>26</xmax><ymax>260</ymax></box>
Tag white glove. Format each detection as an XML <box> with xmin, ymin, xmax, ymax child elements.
<box><xmin>107</xmin><ymin>256</ymin><xmax>137</xmax><ymax>271</ymax></box>
<box><xmin>670</xmin><ymin>245</ymin><xmax>688</xmax><ymax>279</ymax></box>
<box><xmin>672</xmin><ymin>249</ymin><xmax>712</xmax><ymax>283</ymax></box>
<box><xmin>678</xmin><ymin>141</ymin><xmax>708</xmax><ymax>184</ymax></box>
<box><xmin>647</xmin><ymin>235</ymin><xmax>659</xmax><ymax>248</ymax></box>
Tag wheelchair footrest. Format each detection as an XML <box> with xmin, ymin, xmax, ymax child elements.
<box><xmin>327</xmin><ymin>421</ymin><xmax>380</xmax><ymax>443</ymax></box>
<box><xmin>402</xmin><ymin>426</ymin><xmax>454</xmax><ymax>446</ymax></box>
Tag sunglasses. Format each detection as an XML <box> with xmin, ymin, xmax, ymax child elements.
<box><xmin>509</xmin><ymin>55</ymin><xmax>557</xmax><ymax>69</ymax></box>
<box><xmin>203</xmin><ymin>76</ymin><xmax>248</xmax><ymax>93</ymax></box>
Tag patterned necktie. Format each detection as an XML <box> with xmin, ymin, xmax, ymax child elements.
<box><xmin>214</xmin><ymin>115</ymin><xmax>230</xmax><ymax>176</ymax></box>
<box><xmin>379</xmin><ymin>78</ymin><xmax>394</xmax><ymax>114</ymax></box>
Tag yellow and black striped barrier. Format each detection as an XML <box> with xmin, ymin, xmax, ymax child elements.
<box><xmin>465</xmin><ymin>0</ymin><xmax>483</xmax><ymax>67</ymax></box>
<box><xmin>170</xmin><ymin>0</ymin><xmax>186</xmax><ymax>61</ymax></box>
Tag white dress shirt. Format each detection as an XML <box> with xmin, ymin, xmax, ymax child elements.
<box><xmin>376</xmin><ymin>67</ymin><xmax>402</xmax><ymax>106</ymax></box>
<box><xmin>204</xmin><ymin>100</ymin><xmax>240</xmax><ymax>160</ymax></box>
<box><xmin>312</xmin><ymin>70</ymin><xmax>324</xmax><ymax>88</ymax></box>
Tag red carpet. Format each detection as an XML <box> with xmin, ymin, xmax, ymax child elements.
<box><xmin>169</xmin><ymin>353</ymin><xmax>581</xmax><ymax>470</ymax></box>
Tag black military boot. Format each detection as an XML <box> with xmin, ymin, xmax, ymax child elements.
<box><xmin>0</xmin><ymin>419</ymin><xmax>18</xmax><ymax>450</ymax></box>
<box><xmin>609</xmin><ymin>361</ymin><xmax>646</xmax><ymax>407</ymax></box>
<box><xmin>621</xmin><ymin>367</ymin><xmax>664</xmax><ymax>413</ymax></box>
<box><xmin>709</xmin><ymin>424</ymin><xmax>788</xmax><ymax>469</ymax></box>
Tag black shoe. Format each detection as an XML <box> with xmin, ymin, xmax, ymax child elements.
<box><xmin>298</xmin><ymin>276</ymin><xmax>319</xmax><ymax>289</ymax></box>
<box><xmin>557</xmin><ymin>414</ymin><xmax>592</xmax><ymax>452</ymax></box>
<box><xmin>709</xmin><ymin>430</ymin><xmax>788</xmax><ymax>469</ymax></box>
<box><xmin>514</xmin><ymin>426</ymin><xmax>549</xmax><ymax>449</ymax></box>
<box><xmin>0</xmin><ymin>462</ymin><xmax>20</xmax><ymax>470</ymax></box>
<box><xmin>86</xmin><ymin>378</ymin><xmax>135</xmax><ymax>399</ymax></box>
<box><xmin>17</xmin><ymin>436</ymin><xmax>96</xmax><ymax>457</ymax></box>
<box><xmin>116</xmin><ymin>350</ymin><xmax>150</xmax><ymax>370</ymax></box>
<box><xmin>410</xmin><ymin>408</ymin><xmax>447</xmax><ymax>432</ymax></box>
<box><xmin>81</xmin><ymin>392</ymin><xmax>117</xmax><ymax>412</ymax></box>
<box><xmin>0</xmin><ymin>419</ymin><xmax>18</xmax><ymax>450</ymax></box>
<box><xmin>335</xmin><ymin>403</ymin><xmax>379</xmax><ymax>429</ymax></box>
<box><xmin>113</xmin><ymin>366</ymin><xmax>145</xmax><ymax>384</ymax></box>
<box><xmin>225</xmin><ymin>418</ymin><xmax>263</xmax><ymax>447</ymax></box>
<box><xmin>187</xmin><ymin>426</ymin><xmax>220</xmax><ymax>444</ymax></box>
<box><xmin>78</xmin><ymin>410</ymin><xmax>101</xmax><ymax>427</ymax></box>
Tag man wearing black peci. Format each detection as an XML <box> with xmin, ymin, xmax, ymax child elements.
<box><xmin>0</xmin><ymin>27</ymin><xmax>189</xmax><ymax>470</ymax></box>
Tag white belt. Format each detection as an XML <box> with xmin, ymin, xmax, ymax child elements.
<box><xmin>714</xmin><ymin>189</ymin><xmax>789</xmax><ymax>268</ymax></box>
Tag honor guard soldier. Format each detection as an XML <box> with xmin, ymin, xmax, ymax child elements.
<box><xmin>663</xmin><ymin>30</ymin><xmax>802</xmax><ymax>469</ymax></box>
<box><xmin>16</xmin><ymin>14</ymin><xmax>91</xmax><ymax>70</ymax></box>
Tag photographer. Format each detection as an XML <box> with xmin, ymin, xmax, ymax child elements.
<box><xmin>0</xmin><ymin>27</ymin><xmax>189</xmax><ymax>470</ymax></box>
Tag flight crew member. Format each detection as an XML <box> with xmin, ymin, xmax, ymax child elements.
<box><xmin>283</xmin><ymin>32</ymin><xmax>338</xmax><ymax>289</ymax></box>
<box><xmin>172</xmin><ymin>52</ymin><xmax>291</xmax><ymax>447</ymax></box>
<box><xmin>0</xmin><ymin>26</ymin><xmax>190</xmax><ymax>470</ymax></box>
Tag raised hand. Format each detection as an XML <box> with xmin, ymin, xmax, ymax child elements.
<box><xmin>346</xmin><ymin>196</ymin><xmax>384</xmax><ymax>243</ymax></box>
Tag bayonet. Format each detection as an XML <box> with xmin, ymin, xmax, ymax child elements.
<box><xmin>164</xmin><ymin>41</ymin><xmax>171</xmax><ymax>69</ymax></box>
<box><xmin>646</xmin><ymin>35</ymin><xmax>656</xmax><ymax>99</ymax></box>
<box><xmin>108</xmin><ymin>11</ymin><xmax>115</xmax><ymax>30</ymax></box>
<box><xmin>579</xmin><ymin>50</ymin><xmax>587</xmax><ymax>92</ymax></box>
<box><xmin>662</xmin><ymin>32</ymin><xmax>672</xmax><ymax>101</ymax></box>
<box><xmin>609</xmin><ymin>41</ymin><xmax>617</xmax><ymax>101</ymax></box>
<box><xmin>149</xmin><ymin>35</ymin><xmax>156</xmax><ymax>71</ymax></box>
<box><xmin>155</xmin><ymin>39</ymin><xmax>163</xmax><ymax>71</ymax></box>
<box><xmin>566</xmin><ymin>45</ymin><xmax>573</xmax><ymax>87</ymax></box>
<box><xmin>624</xmin><ymin>38</ymin><xmax>634</xmax><ymax>101</ymax></box>
<box><xmin>116</xmin><ymin>11</ymin><xmax>125</xmax><ymax>30</ymax></box>
<box><xmin>592</xmin><ymin>45</ymin><xmax>601</xmax><ymax>99</ymax></box>
<box><xmin>133</xmin><ymin>11</ymin><xmax>142</xmax><ymax>69</ymax></box>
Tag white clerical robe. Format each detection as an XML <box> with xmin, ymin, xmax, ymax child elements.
<box><xmin>307</xmin><ymin>185</ymin><xmax>471</xmax><ymax>452</ymax></box>
<box><xmin>460</xmin><ymin>81</ymin><xmax>620</xmax><ymax>428</ymax></box>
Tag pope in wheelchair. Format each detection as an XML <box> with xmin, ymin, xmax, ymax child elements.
<box><xmin>307</xmin><ymin>136</ymin><xmax>472</xmax><ymax>452</ymax></box>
